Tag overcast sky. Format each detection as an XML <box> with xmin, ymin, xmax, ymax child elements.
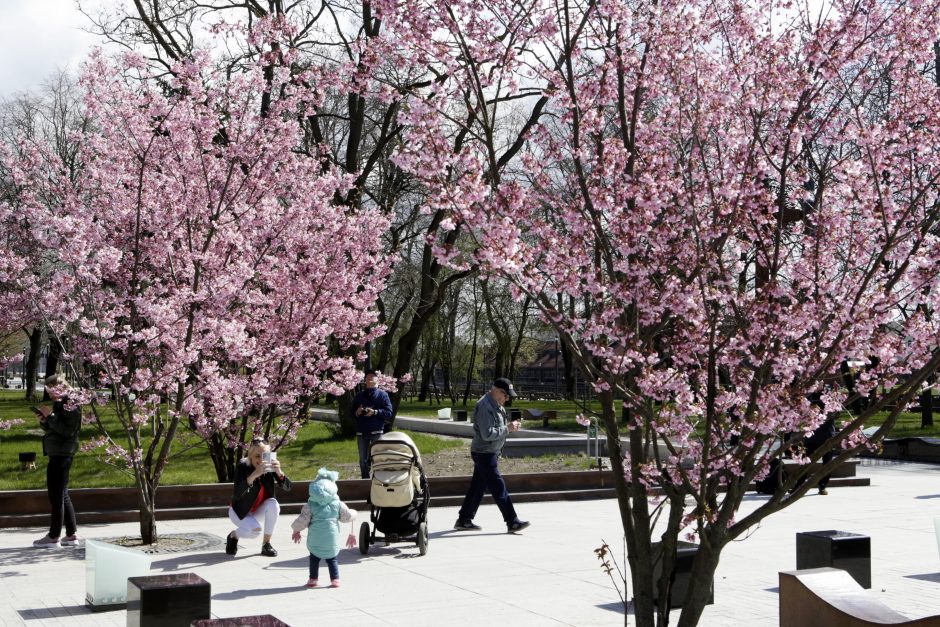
<box><xmin>0</xmin><ymin>0</ymin><xmax>100</xmax><ymax>98</ymax></box>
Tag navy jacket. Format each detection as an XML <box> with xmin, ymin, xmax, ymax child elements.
<box><xmin>351</xmin><ymin>387</ymin><xmax>393</xmax><ymax>433</ymax></box>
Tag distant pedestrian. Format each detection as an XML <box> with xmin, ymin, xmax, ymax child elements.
<box><xmin>791</xmin><ymin>395</ymin><xmax>837</xmax><ymax>496</ymax></box>
<box><xmin>291</xmin><ymin>467</ymin><xmax>358</xmax><ymax>588</ymax></box>
<box><xmin>32</xmin><ymin>375</ymin><xmax>82</xmax><ymax>548</ymax></box>
<box><xmin>225</xmin><ymin>437</ymin><xmax>292</xmax><ymax>557</ymax></box>
<box><xmin>804</xmin><ymin>414</ymin><xmax>836</xmax><ymax>495</ymax></box>
<box><xmin>454</xmin><ymin>378</ymin><xmax>530</xmax><ymax>533</ymax></box>
<box><xmin>352</xmin><ymin>369</ymin><xmax>394</xmax><ymax>478</ymax></box>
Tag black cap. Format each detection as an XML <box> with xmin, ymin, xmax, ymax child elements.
<box><xmin>365</xmin><ymin>369</ymin><xmax>380</xmax><ymax>377</ymax></box>
<box><xmin>493</xmin><ymin>377</ymin><xmax>517</xmax><ymax>399</ymax></box>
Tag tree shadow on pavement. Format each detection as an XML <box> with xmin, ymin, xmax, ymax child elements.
<box><xmin>150</xmin><ymin>551</ymin><xmax>238</xmax><ymax>571</ymax></box>
<box><xmin>213</xmin><ymin>585</ymin><xmax>309</xmax><ymax>600</ymax></box>
<box><xmin>18</xmin><ymin>604</ymin><xmax>92</xmax><ymax>621</ymax></box>
<box><xmin>0</xmin><ymin>546</ymin><xmax>84</xmax><ymax>570</ymax></box>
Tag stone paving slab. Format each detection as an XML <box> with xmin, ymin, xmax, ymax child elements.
<box><xmin>1</xmin><ymin>460</ymin><xmax>939</xmax><ymax>626</ymax></box>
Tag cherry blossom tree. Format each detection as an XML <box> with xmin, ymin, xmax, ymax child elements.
<box><xmin>382</xmin><ymin>0</ymin><xmax>940</xmax><ymax>624</ymax></box>
<box><xmin>3</xmin><ymin>37</ymin><xmax>390</xmax><ymax>542</ymax></box>
<box><xmin>0</xmin><ymin>73</ymin><xmax>90</xmax><ymax>399</ymax></box>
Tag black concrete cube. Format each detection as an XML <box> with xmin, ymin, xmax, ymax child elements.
<box><xmin>650</xmin><ymin>541</ymin><xmax>714</xmax><ymax>609</ymax></box>
<box><xmin>127</xmin><ymin>573</ymin><xmax>210</xmax><ymax>626</ymax></box>
<box><xmin>796</xmin><ymin>530</ymin><xmax>871</xmax><ymax>589</ymax></box>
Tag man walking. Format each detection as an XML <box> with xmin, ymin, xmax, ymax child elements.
<box><xmin>352</xmin><ymin>369</ymin><xmax>394</xmax><ymax>479</ymax></box>
<box><xmin>454</xmin><ymin>377</ymin><xmax>530</xmax><ymax>533</ymax></box>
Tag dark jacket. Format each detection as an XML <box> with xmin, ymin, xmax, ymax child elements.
<box><xmin>40</xmin><ymin>398</ymin><xmax>81</xmax><ymax>457</ymax></box>
<box><xmin>231</xmin><ymin>459</ymin><xmax>292</xmax><ymax>519</ymax></box>
<box><xmin>351</xmin><ymin>387</ymin><xmax>394</xmax><ymax>433</ymax></box>
<box><xmin>806</xmin><ymin>416</ymin><xmax>836</xmax><ymax>453</ymax></box>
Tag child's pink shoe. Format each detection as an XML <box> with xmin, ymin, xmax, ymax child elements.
<box><xmin>330</xmin><ymin>579</ymin><xmax>340</xmax><ymax>588</ymax></box>
<box><xmin>306</xmin><ymin>578</ymin><xmax>318</xmax><ymax>588</ymax></box>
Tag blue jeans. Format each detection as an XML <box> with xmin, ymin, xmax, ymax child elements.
<box><xmin>357</xmin><ymin>432</ymin><xmax>383</xmax><ymax>479</ymax></box>
<box><xmin>309</xmin><ymin>553</ymin><xmax>339</xmax><ymax>580</ymax></box>
<box><xmin>457</xmin><ymin>451</ymin><xmax>518</xmax><ymax>524</ymax></box>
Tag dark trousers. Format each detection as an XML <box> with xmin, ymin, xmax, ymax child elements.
<box><xmin>794</xmin><ymin>445</ymin><xmax>835</xmax><ymax>491</ymax></box>
<box><xmin>815</xmin><ymin>449</ymin><xmax>835</xmax><ymax>490</ymax></box>
<box><xmin>457</xmin><ymin>451</ymin><xmax>518</xmax><ymax>524</ymax></box>
<box><xmin>47</xmin><ymin>455</ymin><xmax>77</xmax><ymax>538</ymax></box>
<box><xmin>309</xmin><ymin>553</ymin><xmax>339</xmax><ymax>580</ymax></box>
<box><xmin>357</xmin><ymin>432</ymin><xmax>383</xmax><ymax>479</ymax></box>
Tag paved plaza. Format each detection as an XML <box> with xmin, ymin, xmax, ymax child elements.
<box><xmin>1</xmin><ymin>460</ymin><xmax>939</xmax><ymax>626</ymax></box>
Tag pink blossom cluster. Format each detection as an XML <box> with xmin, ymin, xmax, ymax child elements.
<box><xmin>1</xmin><ymin>26</ymin><xmax>392</xmax><ymax>467</ymax></box>
<box><xmin>380</xmin><ymin>0</ymin><xmax>940</xmax><ymax>496</ymax></box>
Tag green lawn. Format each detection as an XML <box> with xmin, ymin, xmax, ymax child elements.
<box><xmin>4</xmin><ymin>389</ymin><xmax>938</xmax><ymax>491</ymax></box>
<box><xmin>0</xmin><ymin>390</ymin><xmax>460</xmax><ymax>491</ymax></box>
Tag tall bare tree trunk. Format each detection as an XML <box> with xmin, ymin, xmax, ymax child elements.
<box><xmin>23</xmin><ymin>326</ymin><xmax>42</xmax><ymax>401</ymax></box>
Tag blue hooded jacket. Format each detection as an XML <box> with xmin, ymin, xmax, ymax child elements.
<box><xmin>306</xmin><ymin>468</ymin><xmax>342</xmax><ymax>558</ymax></box>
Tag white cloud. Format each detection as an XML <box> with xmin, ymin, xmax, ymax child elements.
<box><xmin>0</xmin><ymin>0</ymin><xmax>100</xmax><ymax>97</ymax></box>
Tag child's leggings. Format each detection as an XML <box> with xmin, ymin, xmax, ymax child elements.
<box><xmin>309</xmin><ymin>553</ymin><xmax>339</xmax><ymax>580</ymax></box>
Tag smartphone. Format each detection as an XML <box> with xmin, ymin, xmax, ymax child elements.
<box><xmin>29</xmin><ymin>406</ymin><xmax>42</xmax><ymax>415</ymax></box>
<box><xmin>262</xmin><ymin>451</ymin><xmax>276</xmax><ymax>471</ymax></box>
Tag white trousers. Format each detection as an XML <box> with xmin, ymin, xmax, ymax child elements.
<box><xmin>228</xmin><ymin>499</ymin><xmax>280</xmax><ymax>539</ymax></box>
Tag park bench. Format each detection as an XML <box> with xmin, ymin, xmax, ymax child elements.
<box><xmin>779</xmin><ymin>567</ymin><xmax>940</xmax><ymax>627</ymax></box>
<box><xmin>522</xmin><ymin>408</ymin><xmax>558</xmax><ymax>427</ymax></box>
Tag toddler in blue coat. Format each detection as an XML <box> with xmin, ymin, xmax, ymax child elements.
<box><xmin>291</xmin><ymin>467</ymin><xmax>358</xmax><ymax>588</ymax></box>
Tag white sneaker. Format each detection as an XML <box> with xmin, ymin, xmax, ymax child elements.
<box><xmin>60</xmin><ymin>534</ymin><xmax>82</xmax><ymax>546</ymax></box>
<box><xmin>32</xmin><ymin>535</ymin><xmax>60</xmax><ymax>548</ymax></box>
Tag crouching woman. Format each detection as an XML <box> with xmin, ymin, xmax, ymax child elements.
<box><xmin>225</xmin><ymin>438</ymin><xmax>291</xmax><ymax>557</ymax></box>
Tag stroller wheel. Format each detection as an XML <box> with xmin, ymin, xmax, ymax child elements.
<box><xmin>359</xmin><ymin>521</ymin><xmax>370</xmax><ymax>555</ymax></box>
<box><xmin>417</xmin><ymin>521</ymin><xmax>428</xmax><ymax>556</ymax></box>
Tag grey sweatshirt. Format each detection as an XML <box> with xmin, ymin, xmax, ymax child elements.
<box><xmin>470</xmin><ymin>392</ymin><xmax>509</xmax><ymax>455</ymax></box>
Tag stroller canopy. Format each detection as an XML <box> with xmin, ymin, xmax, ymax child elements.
<box><xmin>369</xmin><ymin>431</ymin><xmax>424</xmax><ymax>507</ymax></box>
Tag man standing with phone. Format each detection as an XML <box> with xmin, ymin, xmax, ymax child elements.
<box><xmin>352</xmin><ymin>369</ymin><xmax>394</xmax><ymax>479</ymax></box>
<box><xmin>32</xmin><ymin>374</ymin><xmax>82</xmax><ymax>548</ymax></box>
<box><xmin>454</xmin><ymin>378</ymin><xmax>530</xmax><ymax>533</ymax></box>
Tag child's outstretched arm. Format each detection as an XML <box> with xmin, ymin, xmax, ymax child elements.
<box><xmin>290</xmin><ymin>503</ymin><xmax>312</xmax><ymax>534</ymax></box>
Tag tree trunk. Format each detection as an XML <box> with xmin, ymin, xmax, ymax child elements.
<box><xmin>508</xmin><ymin>295</ymin><xmax>532</xmax><ymax>380</ymax></box>
<box><xmin>560</xmin><ymin>335</ymin><xmax>575</xmax><ymax>399</ymax></box>
<box><xmin>137</xmin><ymin>480</ymin><xmax>158</xmax><ymax>544</ymax></box>
<box><xmin>921</xmin><ymin>387</ymin><xmax>934</xmax><ymax>428</ymax></box>
<box><xmin>675</xmin><ymin>541</ymin><xmax>723</xmax><ymax>627</ymax></box>
<box><xmin>42</xmin><ymin>332</ymin><xmax>63</xmax><ymax>402</ymax></box>
<box><xmin>442</xmin><ymin>290</ymin><xmax>459</xmax><ymax>400</ymax></box>
<box><xmin>463</xmin><ymin>283</ymin><xmax>482</xmax><ymax>406</ymax></box>
<box><xmin>418</xmin><ymin>348</ymin><xmax>434</xmax><ymax>402</ymax></box>
<box><xmin>375</xmin><ymin>298</ymin><xmax>406</xmax><ymax>373</ymax></box>
<box><xmin>390</xmin><ymin>311</ymin><xmax>435</xmax><ymax>421</ymax></box>
<box><xmin>23</xmin><ymin>326</ymin><xmax>42</xmax><ymax>401</ymax></box>
<box><xmin>206</xmin><ymin>432</ymin><xmax>236</xmax><ymax>482</ymax></box>
<box><xmin>338</xmin><ymin>390</ymin><xmax>356</xmax><ymax>437</ymax></box>
<box><xmin>387</xmin><ymin>215</ymin><xmax>470</xmax><ymax>421</ymax></box>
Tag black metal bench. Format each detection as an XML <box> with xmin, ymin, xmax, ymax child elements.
<box><xmin>522</xmin><ymin>408</ymin><xmax>558</xmax><ymax>427</ymax></box>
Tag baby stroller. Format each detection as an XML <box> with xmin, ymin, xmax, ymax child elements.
<box><xmin>359</xmin><ymin>431</ymin><xmax>431</xmax><ymax>556</ymax></box>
